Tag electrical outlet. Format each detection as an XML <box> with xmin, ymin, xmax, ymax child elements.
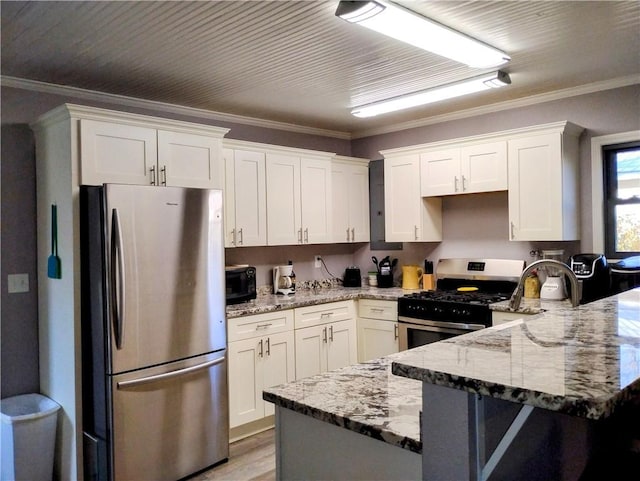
<box><xmin>314</xmin><ymin>255</ymin><xmax>322</xmax><ymax>268</ymax></box>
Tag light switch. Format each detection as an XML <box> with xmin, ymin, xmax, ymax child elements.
<box><xmin>8</xmin><ymin>273</ymin><xmax>29</xmax><ymax>293</ymax></box>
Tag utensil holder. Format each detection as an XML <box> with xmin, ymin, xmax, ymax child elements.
<box><xmin>376</xmin><ymin>273</ymin><xmax>393</xmax><ymax>288</ymax></box>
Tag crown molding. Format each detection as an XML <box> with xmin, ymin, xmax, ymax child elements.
<box><xmin>351</xmin><ymin>75</ymin><xmax>640</xmax><ymax>139</ymax></box>
<box><xmin>1</xmin><ymin>75</ymin><xmax>352</xmax><ymax>140</ymax></box>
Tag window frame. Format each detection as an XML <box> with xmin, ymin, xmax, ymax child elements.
<box><xmin>603</xmin><ymin>141</ymin><xmax>640</xmax><ymax>258</ymax></box>
<box><xmin>591</xmin><ymin>131</ymin><xmax>640</xmax><ymax>259</ymax></box>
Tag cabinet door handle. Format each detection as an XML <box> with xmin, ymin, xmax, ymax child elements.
<box><xmin>298</xmin><ymin>228</ymin><xmax>303</xmax><ymax>244</ymax></box>
<box><xmin>351</xmin><ymin>228</ymin><xmax>355</xmax><ymax>242</ymax></box>
<box><xmin>346</xmin><ymin>228</ymin><xmax>350</xmax><ymax>242</ymax></box>
<box><xmin>256</xmin><ymin>323</ymin><xmax>272</xmax><ymax>330</ymax></box>
<box><xmin>329</xmin><ymin>325</ymin><xmax>334</xmax><ymax>342</ymax></box>
<box><xmin>371</xmin><ymin>308</ymin><xmax>384</xmax><ymax>313</ymax></box>
<box><xmin>322</xmin><ymin>326</ymin><xmax>328</xmax><ymax>343</ymax></box>
<box><xmin>304</xmin><ymin>228</ymin><xmax>309</xmax><ymax>243</ymax></box>
<box><xmin>265</xmin><ymin>337</ymin><xmax>271</xmax><ymax>356</ymax></box>
<box><xmin>238</xmin><ymin>228</ymin><xmax>244</xmax><ymax>245</ymax></box>
<box><xmin>231</xmin><ymin>228</ymin><xmax>236</xmax><ymax>246</ymax></box>
<box><xmin>320</xmin><ymin>312</ymin><xmax>334</xmax><ymax>319</ymax></box>
<box><xmin>462</xmin><ymin>175</ymin><xmax>467</xmax><ymax>191</ymax></box>
<box><xmin>454</xmin><ymin>176</ymin><xmax>459</xmax><ymax>192</ymax></box>
<box><xmin>414</xmin><ymin>225</ymin><xmax>419</xmax><ymax>241</ymax></box>
<box><xmin>510</xmin><ymin>221</ymin><xmax>516</xmax><ymax>240</ymax></box>
<box><xmin>160</xmin><ymin>165</ymin><xmax>167</xmax><ymax>186</ymax></box>
<box><xmin>150</xmin><ymin>166</ymin><xmax>156</xmax><ymax>185</ymax></box>
<box><xmin>258</xmin><ymin>339</ymin><xmax>264</xmax><ymax>358</ymax></box>
<box><xmin>394</xmin><ymin>323</ymin><xmax>399</xmax><ymax>340</ymax></box>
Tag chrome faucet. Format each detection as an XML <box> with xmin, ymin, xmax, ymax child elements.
<box><xmin>509</xmin><ymin>259</ymin><xmax>581</xmax><ymax>310</ymax></box>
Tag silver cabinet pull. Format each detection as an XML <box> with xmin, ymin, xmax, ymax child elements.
<box><xmin>298</xmin><ymin>228</ymin><xmax>303</xmax><ymax>244</ymax></box>
<box><xmin>259</xmin><ymin>339</ymin><xmax>264</xmax><ymax>358</ymax></box>
<box><xmin>322</xmin><ymin>326</ymin><xmax>327</xmax><ymax>343</ymax></box>
<box><xmin>110</xmin><ymin>208</ymin><xmax>125</xmax><ymax>350</ymax></box>
<box><xmin>265</xmin><ymin>337</ymin><xmax>271</xmax><ymax>356</ymax></box>
<box><xmin>231</xmin><ymin>228</ymin><xmax>236</xmax><ymax>246</ymax></box>
<box><xmin>454</xmin><ymin>176</ymin><xmax>459</xmax><ymax>192</ymax></box>
<box><xmin>346</xmin><ymin>228</ymin><xmax>350</xmax><ymax>242</ymax></box>
<box><xmin>150</xmin><ymin>165</ymin><xmax>156</xmax><ymax>185</ymax></box>
<box><xmin>117</xmin><ymin>356</ymin><xmax>225</xmax><ymax>389</ymax></box>
<box><xmin>160</xmin><ymin>165</ymin><xmax>167</xmax><ymax>186</ymax></box>
<box><xmin>320</xmin><ymin>312</ymin><xmax>334</xmax><ymax>319</ymax></box>
<box><xmin>414</xmin><ymin>225</ymin><xmax>419</xmax><ymax>240</ymax></box>
<box><xmin>238</xmin><ymin>228</ymin><xmax>244</xmax><ymax>245</ymax></box>
<box><xmin>394</xmin><ymin>323</ymin><xmax>399</xmax><ymax>340</ymax></box>
<box><xmin>256</xmin><ymin>323</ymin><xmax>272</xmax><ymax>330</ymax></box>
<box><xmin>371</xmin><ymin>308</ymin><xmax>384</xmax><ymax>313</ymax></box>
<box><xmin>304</xmin><ymin>227</ymin><xmax>309</xmax><ymax>243</ymax></box>
<box><xmin>462</xmin><ymin>175</ymin><xmax>467</xmax><ymax>191</ymax></box>
<box><xmin>351</xmin><ymin>228</ymin><xmax>355</xmax><ymax>242</ymax></box>
<box><xmin>510</xmin><ymin>221</ymin><xmax>516</xmax><ymax>240</ymax></box>
<box><xmin>329</xmin><ymin>325</ymin><xmax>334</xmax><ymax>342</ymax></box>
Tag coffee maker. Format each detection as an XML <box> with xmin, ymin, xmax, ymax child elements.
<box><xmin>273</xmin><ymin>263</ymin><xmax>295</xmax><ymax>295</ymax></box>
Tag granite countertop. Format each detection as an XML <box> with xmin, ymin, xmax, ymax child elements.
<box><xmin>226</xmin><ymin>286</ymin><xmax>411</xmax><ymax>318</ymax></box>
<box><xmin>258</xmin><ymin>286</ymin><xmax>580</xmax><ymax>453</ymax></box>
<box><xmin>262</xmin><ymin>354</ymin><xmax>423</xmax><ymax>453</ymax></box>
<box><xmin>392</xmin><ymin>288</ymin><xmax>640</xmax><ymax>420</ymax></box>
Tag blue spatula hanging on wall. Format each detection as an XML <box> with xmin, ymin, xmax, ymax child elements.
<box><xmin>47</xmin><ymin>204</ymin><xmax>61</xmax><ymax>279</ymax></box>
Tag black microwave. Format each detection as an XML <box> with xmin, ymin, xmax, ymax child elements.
<box><xmin>225</xmin><ymin>266</ymin><xmax>257</xmax><ymax>305</ymax></box>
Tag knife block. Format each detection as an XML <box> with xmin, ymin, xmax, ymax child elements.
<box><xmin>422</xmin><ymin>274</ymin><xmax>435</xmax><ymax>291</ymax></box>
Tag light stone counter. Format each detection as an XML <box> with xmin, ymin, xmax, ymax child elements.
<box><xmin>226</xmin><ymin>286</ymin><xmax>411</xmax><ymax>318</ymax></box>
<box><xmin>393</xmin><ymin>288</ymin><xmax>640</xmax><ymax>420</ymax></box>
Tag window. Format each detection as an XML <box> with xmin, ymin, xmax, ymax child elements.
<box><xmin>603</xmin><ymin>141</ymin><xmax>640</xmax><ymax>258</ymax></box>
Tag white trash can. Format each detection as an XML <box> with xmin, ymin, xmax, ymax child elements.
<box><xmin>1</xmin><ymin>393</ymin><xmax>60</xmax><ymax>481</ymax></box>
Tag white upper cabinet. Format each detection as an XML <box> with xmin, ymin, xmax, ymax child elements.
<box><xmin>332</xmin><ymin>157</ymin><xmax>370</xmax><ymax>243</ymax></box>
<box><xmin>80</xmin><ymin>119</ymin><xmax>158</xmax><ymax>185</ymax></box>
<box><xmin>78</xmin><ymin>108</ymin><xmax>228</xmax><ymax>188</ymax></box>
<box><xmin>420</xmin><ymin>141</ymin><xmax>507</xmax><ymax>196</ymax></box>
<box><xmin>223</xmin><ymin>146</ymin><xmax>267</xmax><ymax>247</ymax></box>
<box><xmin>383</xmin><ymin>154</ymin><xmax>442</xmax><ymax>242</ymax></box>
<box><xmin>508</xmin><ymin>123</ymin><xmax>582</xmax><ymax>241</ymax></box>
<box><xmin>157</xmin><ymin>130</ymin><xmax>224</xmax><ymax>189</ymax></box>
<box><xmin>266</xmin><ymin>150</ymin><xmax>332</xmax><ymax>245</ymax></box>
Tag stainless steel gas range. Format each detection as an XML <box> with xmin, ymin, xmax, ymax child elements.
<box><xmin>398</xmin><ymin>258</ymin><xmax>525</xmax><ymax>350</ymax></box>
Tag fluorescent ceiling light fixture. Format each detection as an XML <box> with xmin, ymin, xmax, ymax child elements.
<box><xmin>351</xmin><ymin>70</ymin><xmax>511</xmax><ymax>118</ymax></box>
<box><xmin>335</xmin><ymin>1</ymin><xmax>510</xmax><ymax>68</ymax></box>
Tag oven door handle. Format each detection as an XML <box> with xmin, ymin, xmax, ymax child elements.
<box><xmin>398</xmin><ymin>316</ymin><xmax>486</xmax><ymax>331</ymax></box>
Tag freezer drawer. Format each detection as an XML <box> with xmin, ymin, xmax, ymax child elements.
<box><xmin>111</xmin><ymin>351</ymin><xmax>228</xmax><ymax>481</ymax></box>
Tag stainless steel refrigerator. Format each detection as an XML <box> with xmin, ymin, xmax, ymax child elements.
<box><xmin>80</xmin><ymin>184</ymin><xmax>228</xmax><ymax>481</ymax></box>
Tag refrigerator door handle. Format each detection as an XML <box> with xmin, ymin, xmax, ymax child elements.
<box><xmin>111</xmin><ymin>208</ymin><xmax>126</xmax><ymax>349</ymax></box>
<box><xmin>116</xmin><ymin>356</ymin><xmax>226</xmax><ymax>389</ymax></box>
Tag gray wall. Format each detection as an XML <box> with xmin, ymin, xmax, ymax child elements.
<box><xmin>1</xmin><ymin>83</ymin><xmax>639</xmax><ymax>398</ymax></box>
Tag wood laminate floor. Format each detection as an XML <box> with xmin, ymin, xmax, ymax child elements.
<box><xmin>189</xmin><ymin>429</ymin><xmax>276</xmax><ymax>481</ymax></box>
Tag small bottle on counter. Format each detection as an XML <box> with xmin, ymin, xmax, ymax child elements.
<box><xmin>524</xmin><ymin>271</ymin><xmax>541</xmax><ymax>298</ymax></box>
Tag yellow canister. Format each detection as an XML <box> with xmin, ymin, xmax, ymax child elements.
<box><xmin>524</xmin><ymin>274</ymin><xmax>541</xmax><ymax>298</ymax></box>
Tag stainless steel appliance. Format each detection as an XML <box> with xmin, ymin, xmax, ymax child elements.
<box><xmin>398</xmin><ymin>258</ymin><xmax>525</xmax><ymax>350</ymax></box>
<box><xmin>225</xmin><ymin>265</ymin><xmax>257</xmax><ymax>304</ymax></box>
<box><xmin>568</xmin><ymin>253</ymin><xmax>610</xmax><ymax>303</ymax></box>
<box><xmin>80</xmin><ymin>184</ymin><xmax>228</xmax><ymax>481</ymax></box>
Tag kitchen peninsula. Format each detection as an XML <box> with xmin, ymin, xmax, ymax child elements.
<box><xmin>264</xmin><ymin>288</ymin><xmax>640</xmax><ymax>480</ymax></box>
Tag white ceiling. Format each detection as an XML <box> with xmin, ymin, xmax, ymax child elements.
<box><xmin>2</xmin><ymin>1</ymin><xmax>639</xmax><ymax>138</ymax></box>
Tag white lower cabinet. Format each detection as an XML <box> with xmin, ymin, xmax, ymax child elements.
<box><xmin>228</xmin><ymin>311</ymin><xmax>295</xmax><ymax>428</ymax></box>
<box><xmin>294</xmin><ymin>301</ymin><xmax>357</xmax><ymax>380</ymax></box>
<box><xmin>357</xmin><ymin>299</ymin><xmax>399</xmax><ymax>362</ymax></box>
